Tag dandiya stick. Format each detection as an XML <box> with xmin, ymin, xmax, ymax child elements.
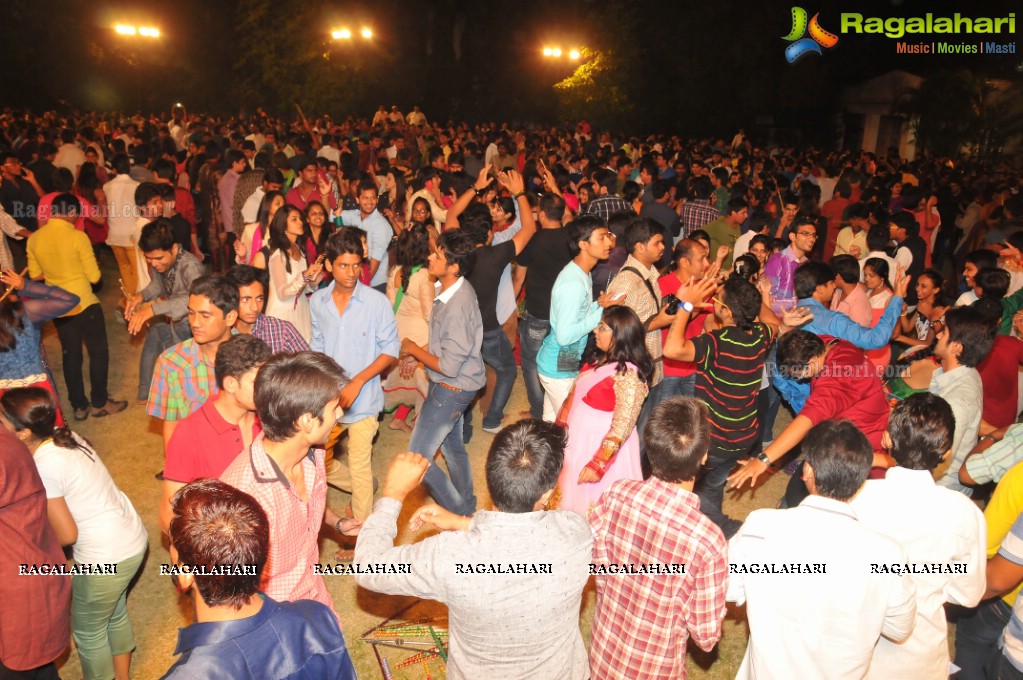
<box><xmin>0</xmin><ymin>268</ymin><xmax>29</xmax><ymax>305</ymax></box>
<box><xmin>360</xmin><ymin>598</ymin><xmax>422</xmax><ymax>640</ymax></box>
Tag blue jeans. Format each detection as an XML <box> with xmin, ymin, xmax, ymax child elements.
<box><xmin>138</xmin><ymin>318</ymin><xmax>191</xmax><ymax>401</ymax></box>
<box><xmin>481</xmin><ymin>328</ymin><xmax>518</xmax><ymax>429</ymax></box>
<box><xmin>518</xmin><ymin>312</ymin><xmax>550</xmax><ymax>420</ymax></box>
<box><xmin>408</xmin><ymin>383</ymin><xmax>478</xmax><ymax>516</ymax></box>
<box><xmin>659</xmin><ymin>374</ymin><xmax>696</xmax><ymax>400</ymax></box>
<box><xmin>954</xmin><ymin>597</ymin><xmax>1014</xmax><ymax>680</ymax></box>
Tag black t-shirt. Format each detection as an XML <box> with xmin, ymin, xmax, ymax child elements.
<box><xmin>468</xmin><ymin>240</ymin><xmax>516</xmax><ymax>332</ymax></box>
<box><xmin>517</xmin><ymin>228</ymin><xmax>573</xmax><ymax>320</ymax></box>
<box><xmin>168</xmin><ymin>214</ymin><xmax>193</xmax><ymax>255</ymax></box>
<box><xmin>0</xmin><ymin>177</ymin><xmax>40</xmax><ymax>230</ymax></box>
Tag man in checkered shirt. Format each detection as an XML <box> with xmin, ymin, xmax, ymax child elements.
<box><xmin>588</xmin><ymin>397</ymin><xmax>728</xmax><ymax>678</ymax></box>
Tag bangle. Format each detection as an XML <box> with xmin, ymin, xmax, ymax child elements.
<box><xmin>513</xmin><ymin>191</ymin><xmax>526</xmax><ymax>199</ymax></box>
<box><xmin>334</xmin><ymin>518</ymin><xmax>344</xmax><ymax>533</ymax></box>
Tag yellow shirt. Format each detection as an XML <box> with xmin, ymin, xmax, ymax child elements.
<box><xmin>984</xmin><ymin>459</ymin><xmax>1023</xmax><ymax>607</ymax></box>
<box><xmin>26</xmin><ymin>217</ymin><xmax>100</xmax><ymax>316</ymax></box>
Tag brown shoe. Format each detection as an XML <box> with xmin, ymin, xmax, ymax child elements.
<box><xmin>92</xmin><ymin>400</ymin><xmax>128</xmax><ymax>418</ymax></box>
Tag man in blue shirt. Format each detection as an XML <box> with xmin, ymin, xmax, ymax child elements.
<box><xmin>338</xmin><ymin>180</ymin><xmax>392</xmax><ymax>293</ymax></box>
<box><xmin>163</xmin><ymin>479</ymin><xmax>356</xmax><ymax>680</ymax></box>
<box><xmin>311</xmin><ymin>228</ymin><xmax>398</xmax><ymax>559</ymax></box>
<box><xmin>536</xmin><ymin>215</ymin><xmax>615</xmax><ymax>421</ymax></box>
<box><xmin>773</xmin><ymin>260</ymin><xmax>908</xmax><ymax>412</ymax></box>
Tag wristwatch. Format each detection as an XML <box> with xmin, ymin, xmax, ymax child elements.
<box><xmin>680</xmin><ymin>301</ymin><xmax>694</xmax><ymax>314</ymax></box>
<box><xmin>755</xmin><ymin>451</ymin><xmax>772</xmax><ymax>466</ymax></box>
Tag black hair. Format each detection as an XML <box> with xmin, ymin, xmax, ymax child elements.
<box><xmin>225</xmin><ymin>264</ymin><xmax>269</xmax><ymax>295</ymax></box>
<box><xmin>829</xmin><ymin>255</ymin><xmax>861</xmax><ymax>285</ymax></box>
<box><xmin>727</xmin><ymin>196</ymin><xmax>749</xmax><ymax>215</ymax></box>
<box><xmin>671</xmin><ymin>238</ymin><xmax>706</xmax><ymax>271</ymax></box>
<box><xmin>803</xmin><ymin>420</ymin><xmax>872</xmax><ymax>501</ymax></box>
<box><xmin>644</xmin><ymin>397</ymin><xmax>710</xmax><ymax>483</ymax></box>
<box><xmin>134</xmin><ymin>181</ymin><xmax>162</xmax><ymax>208</ymax></box>
<box><xmin>435</xmin><ymin>229</ymin><xmax>477</xmax><ymax>278</ymax></box>
<box><xmin>0</xmin><ymin>387</ymin><xmax>93</xmax><ymax>459</ymax></box>
<box><xmin>586</xmin><ymin>305</ymin><xmax>655</xmax><ymax>386</ymax></box>
<box><xmin>567</xmin><ymin>214</ymin><xmax>606</xmax><ymax>257</ymax></box>
<box><xmin>976</xmin><ymin>267</ymin><xmax>1010</xmax><ymax>300</ymax></box>
<box><xmin>395</xmin><ymin>224</ymin><xmax>430</xmax><ymax>290</ymax></box>
<box><xmin>254</xmin><ymin>351</ymin><xmax>348</xmax><ymax>442</ymax></box>
<box><xmin>732</xmin><ymin>254</ymin><xmax>760</xmax><ymax>282</ymax></box>
<box><xmin>50</xmin><ymin>192</ymin><xmax>79</xmax><ymax>217</ymax></box>
<box><xmin>888</xmin><ymin>393</ymin><xmax>954</xmax><ymax>471</ymax></box>
<box><xmin>623</xmin><ymin>217</ymin><xmax>664</xmax><ymax>255</ymax></box>
<box><xmin>777</xmin><ymin>329</ymin><xmax>826</xmax><ymax>380</ymax></box>
<box><xmin>890</xmin><ymin>210</ymin><xmax>919</xmax><ymax>238</ymax></box>
<box><xmin>324</xmin><ymin>227</ymin><xmax>365</xmax><ymax>262</ymax></box>
<box><xmin>139</xmin><ymin>219</ymin><xmax>178</xmax><ymax>253</ymax></box>
<box><xmin>302</xmin><ymin>200</ymin><xmax>330</xmax><ymax>259</ymax></box>
<box><xmin>189</xmin><ymin>276</ymin><xmax>240</xmax><ymax>317</ymax></box>
<box><xmin>794</xmin><ymin>261</ymin><xmax>836</xmax><ymax>300</ymax></box>
<box><xmin>214</xmin><ymin>334</ymin><xmax>272</xmax><ymax>390</ymax></box>
<box><xmin>267</xmin><ymin>204</ymin><xmax>303</xmax><ymax>273</ymax></box>
<box><xmin>538</xmin><ymin>193</ymin><xmax>566</xmax><ymax>222</ymax></box>
<box><xmin>863</xmin><ymin>257</ymin><xmax>892</xmax><ymax>291</ymax></box>
<box><xmin>110</xmin><ymin>153</ymin><xmax>131</xmax><ymax>175</ymax></box>
<box><xmin>485</xmin><ymin>419</ymin><xmax>566</xmax><ymax>513</ymax></box>
<box><xmin>943</xmin><ymin>306</ymin><xmax>995</xmax><ymax>368</ymax></box>
<box><xmin>865</xmin><ymin>225</ymin><xmax>890</xmax><ymax>252</ymax></box>
<box><xmin>722</xmin><ymin>277</ymin><xmax>762</xmax><ymax>332</ymax></box>
<box><xmin>964</xmin><ymin>249</ymin><xmax>998</xmax><ymax>271</ymax></box>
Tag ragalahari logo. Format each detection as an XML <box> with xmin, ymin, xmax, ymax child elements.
<box><xmin>783</xmin><ymin>7</ymin><xmax>839</xmax><ymax>63</ymax></box>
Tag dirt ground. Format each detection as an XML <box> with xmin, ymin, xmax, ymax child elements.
<box><xmin>44</xmin><ymin>250</ymin><xmax>935</xmax><ymax>680</ymax></box>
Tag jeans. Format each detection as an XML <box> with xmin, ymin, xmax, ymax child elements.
<box><xmin>519</xmin><ymin>312</ymin><xmax>550</xmax><ymax>419</ymax></box>
<box><xmin>659</xmin><ymin>374</ymin><xmax>696</xmax><ymax>400</ymax></box>
<box><xmin>637</xmin><ymin>379</ymin><xmax>665</xmax><ymax>478</ymax></box>
<box><xmin>408</xmin><ymin>383</ymin><xmax>478</xmax><ymax>516</ymax></box>
<box><xmin>71</xmin><ymin>547</ymin><xmax>146</xmax><ymax>680</ymax></box>
<box><xmin>695</xmin><ymin>443</ymin><xmax>749</xmax><ymax>539</ymax></box>
<box><xmin>138</xmin><ymin>318</ymin><xmax>191</xmax><ymax>401</ymax></box>
<box><xmin>53</xmin><ymin>304</ymin><xmax>110</xmax><ymax>411</ymax></box>
<box><xmin>954</xmin><ymin>597</ymin><xmax>1014</xmax><ymax>680</ymax></box>
<box><xmin>481</xmin><ymin>328</ymin><xmax>517</xmax><ymax>429</ymax></box>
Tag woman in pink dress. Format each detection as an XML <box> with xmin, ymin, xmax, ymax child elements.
<box><xmin>556</xmin><ymin>305</ymin><xmax>651</xmax><ymax>518</ymax></box>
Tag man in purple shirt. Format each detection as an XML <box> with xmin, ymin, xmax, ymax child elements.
<box><xmin>764</xmin><ymin>214</ymin><xmax>817</xmax><ymax>313</ymax></box>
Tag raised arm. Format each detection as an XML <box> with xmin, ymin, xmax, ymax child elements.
<box><xmin>444</xmin><ymin>167</ymin><xmax>491</xmax><ymax>230</ymax></box>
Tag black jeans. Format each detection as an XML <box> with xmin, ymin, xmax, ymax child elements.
<box><xmin>954</xmin><ymin>597</ymin><xmax>1014</xmax><ymax>680</ymax></box>
<box><xmin>53</xmin><ymin>303</ymin><xmax>109</xmax><ymax>410</ymax></box>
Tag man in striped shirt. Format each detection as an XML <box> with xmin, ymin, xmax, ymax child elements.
<box><xmin>664</xmin><ymin>276</ymin><xmax>794</xmax><ymax>537</ymax></box>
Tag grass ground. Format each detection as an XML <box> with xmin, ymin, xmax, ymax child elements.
<box><xmin>45</xmin><ymin>250</ymin><xmax>928</xmax><ymax>680</ymax></box>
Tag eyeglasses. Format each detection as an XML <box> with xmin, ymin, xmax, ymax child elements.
<box><xmin>596</xmin><ymin>322</ymin><xmax>612</xmax><ymax>333</ymax></box>
<box><xmin>796</xmin><ymin>231</ymin><xmax>818</xmax><ymax>239</ymax></box>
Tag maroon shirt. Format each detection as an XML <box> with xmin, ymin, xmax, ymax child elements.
<box><xmin>978</xmin><ymin>335</ymin><xmax>1023</xmax><ymax>429</ymax></box>
<box><xmin>801</xmin><ymin>339</ymin><xmax>890</xmax><ymax>451</ymax></box>
<box><xmin>0</xmin><ymin>428</ymin><xmax>70</xmax><ymax>670</ymax></box>
<box><xmin>164</xmin><ymin>398</ymin><xmax>262</xmax><ymax>483</ymax></box>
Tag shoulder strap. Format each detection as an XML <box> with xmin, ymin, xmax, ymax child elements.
<box><xmin>619</xmin><ymin>266</ymin><xmax>659</xmax><ymax>307</ymax></box>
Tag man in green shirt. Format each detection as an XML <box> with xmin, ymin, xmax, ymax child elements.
<box><xmin>703</xmin><ymin>197</ymin><xmax>748</xmax><ymax>271</ymax></box>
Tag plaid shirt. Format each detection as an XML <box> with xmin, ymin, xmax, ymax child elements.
<box><xmin>589</xmin><ymin>477</ymin><xmax>727</xmax><ymax>679</ymax></box>
<box><xmin>679</xmin><ymin>199</ymin><xmax>718</xmax><ymax>238</ymax></box>
<box><xmin>584</xmin><ymin>195</ymin><xmax>634</xmax><ymax>222</ymax></box>
<box><xmin>252</xmin><ymin>314</ymin><xmax>310</xmax><ymax>354</ymax></box>
<box><xmin>219</xmin><ymin>433</ymin><xmax>335</xmax><ymax>616</ymax></box>
<box><xmin>147</xmin><ymin>339</ymin><xmax>218</xmax><ymax>421</ymax></box>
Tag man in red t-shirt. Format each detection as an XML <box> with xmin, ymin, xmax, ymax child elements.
<box><xmin>658</xmin><ymin>238</ymin><xmax>713</xmax><ymax>399</ymax></box>
<box><xmin>975</xmin><ymin>297</ymin><xmax>1023</xmax><ymax>432</ymax></box>
<box><xmin>159</xmin><ymin>334</ymin><xmax>270</xmax><ymax>535</ymax></box>
<box><xmin>729</xmin><ymin>331</ymin><xmax>891</xmax><ymax>500</ymax></box>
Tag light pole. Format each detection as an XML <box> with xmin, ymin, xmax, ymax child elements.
<box><xmin>113</xmin><ymin>24</ymin><xmax>161</xmax><ymax>111</ymax></box>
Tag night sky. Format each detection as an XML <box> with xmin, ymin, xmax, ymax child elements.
<box><xmin>0</xmin><ymin>0</ymin><xmax>1018</xmax><ymax>136</ymax></box>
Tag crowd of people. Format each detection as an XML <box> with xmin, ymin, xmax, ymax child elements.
<box><xmin>2</xmin><ymin>103</ymin><xmax>1023</xmax><ymax>679</ymax></box>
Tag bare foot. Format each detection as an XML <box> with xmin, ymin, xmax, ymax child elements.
<box><xmin>388</xmin><ymin>418</ymin><xmax>413</xmax><ymax>434</ymax></box>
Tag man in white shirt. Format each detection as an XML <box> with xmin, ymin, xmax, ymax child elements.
<box><xmin>930</xmin><ymin>306</ymin><xmax>993</xmax><ymax>495</ymax></box>
<box><xmin>852</xmin><ymin>394</ymin><xmax>986</xmax><ymax>679</ymax></box>
<box><xmin>405</xmin><ymin>106</ymin><xmax>427</xmax><ymax>127</ymax></box>
<box><xmin>53</xmin><ymin>129</ymin><xmax>85</xmax><ymax>180</ymax></box>
<box><xmin>727</xmin><ymin>420</ymin><xmax>917</xmax><ymax>680</ymax></box>
<box><xmin>859</xmin><ymin>224</ymin><xmax>899</xmax><ymax>283</ymax></box>
<box><xmin>406</xmin><ymin>167</ymin><xmax>447</xmax><ymax>225</ymax></box>
<box><xmin>240</xmin><ymin>168</ymin><xmax>284</xmax><ymax>226</ymax></box>
<box><xmin>103</xmin><ymin>153</ymin><xmax>142</xmax><ymax>293</ymax></box>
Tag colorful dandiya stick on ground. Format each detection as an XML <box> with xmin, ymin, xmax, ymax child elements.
<box><xmin>428</xmin><ymin>625</ymin><xmax>448</xmax><ymax>662</ymax></box>
<box><xmin>360</xmin><ymin>599</ymin><xmax>422</xmax><ymax>641</ymax></box>
<box><xmin>394</xmin><ymin>649</ymin><xmax>442</xmax><ymax>668</ymax></box>
<box><xmin>372</xmin><ymin>645</ymin><xmax>393</xmax><ymax>680</ymax></box>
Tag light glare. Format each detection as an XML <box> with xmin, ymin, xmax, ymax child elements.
<box><xmin>139</xmin><ymin>27</ymin><xmax>160</xmax><ymax>38</ymax></box>
<box><xmin>542</xmin><ymin>46</ymin><xmax>553</xmax><ymax>57</ymax></box>
<box><xmin>114</xmin><ymin>24</ymin><xmax>137</xmax><ymax>35</ymax></box>
<box><xmin>551</xmin><ymin>47</ymin><xmax>562</xmax><ymax>58</ymax></box>
<box><xmin>332</xmin><ymin>28</ymin><xmax>352</xmax><ymax>40</ymax></box>
<box><xmin>569</xmin><ymin>49</ymin><xmax>580</xmax><ymax>60</ymax></box>
<box><xmin>361</xmin><ymin>27</ymin><xmax>372</xmax><ymax>39</ymax></box>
